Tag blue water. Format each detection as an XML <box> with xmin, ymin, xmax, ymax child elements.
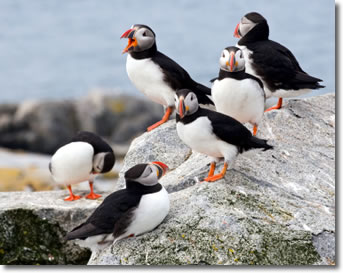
<box><xmin>0</xmin><ymin>0</ymin><xmax>335</xmax><ymax>103</ymax></box>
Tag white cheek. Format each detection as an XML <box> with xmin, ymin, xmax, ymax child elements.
<box><xmin>219</xmin><ymin>57</ymin><xmax>227</xmax><ymax>68</ymax></box>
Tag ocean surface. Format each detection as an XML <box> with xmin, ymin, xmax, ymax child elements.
<box><xmin>0</xmin><ymin>0</ymin><xmax>335</xmax><ymax>103</ymax></box>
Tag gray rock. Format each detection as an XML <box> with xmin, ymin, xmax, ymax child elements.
<box><xmin>0</xmin><ymin>91</ymin><xmax>163</xmax><ymax>155</ymax></box>
<box><xmin>0</xmin><ymin>94</ymin><xmax>335</xmax><ymax>265</ymax></box>
<box><xmin>114</xmin><ymin>121</ymin><xmax>192</xmax><ymax>191</ymax></box>
<box><xmin>90</xmin><ymin>93</ymin><xmax>335</xmax><ymax>265</ymax></box>
<box><xmin>0</xmin><ymin>100</ymin><xmax>79</xmax><ymax>154</ymax></box>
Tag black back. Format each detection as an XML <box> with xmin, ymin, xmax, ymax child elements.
<box><xmin>177</xmin><ymin>107</ymin><xmax>272</xmax><ymax>153</ymax></box>
<box><xmin>71</xmin><ymin>131</ymin><xmax>115</xmax><ymax>173</ymax></box>
<box><xmin>72</xmin><ymin>131</ymin><xmax>113</xmax><ymax>154</ymax></box>
<box><xmin>65</xmin><ymin>181</ymin><xmax>162</xmax><ymax>240</ymax></box>
<box><xmin>237</xmin><ymin>13</ymin><xmax>324</xmax><ymax>91</ymax></box>
<box><xmin>129</xmin><ymin>44</ymin><xmax>213</xmax><ymax>105</ymax></box>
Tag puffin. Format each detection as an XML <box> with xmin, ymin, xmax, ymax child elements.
<box><xmin>120</xmin><ymin>24</ymin><xmax>213</xmax><ymax>131</ymax></box>
<box><xmin>233</xmin><ymin>12</ymin><xmax>324</xmax><ymax>111</ymax></box>
<box><xmin>175</xmin><ymin>89</ymin><xmax>273</xmax><ymax>182</ymax></box>
<box><xmin>65</xmin><ymin>161</ymin><xmax>169</xmax><ymax>251</ymax></box>
<box><xmin>49</xmin><ymin>131</ymin><xmax>115</xmax><ymax>201</ymax></box>
<box><xmin>211</xmin><ymin>46</ymin><xmax>265</xmax><ymax>136</ymax></box>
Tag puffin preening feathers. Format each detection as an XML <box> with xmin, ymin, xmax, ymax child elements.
<box><xmin>65</xmin><ymin>161</ymin><xmax>169</xmax><ymax>251</ymax></box>
<box><xmin>175</xmin><ymin>89</ymin><xmax>273</xmax><ymax>182</ymax></box>
<box><xmin>121</xmin><ymin>24</ymin><xmax>213</xmax><ymax>131</ymax></box>
<box><xmin>49</xmin><ymin>131</ymin><xmax>115</xmax><ymax>201</ymax></box>
<box><xmin>233</xmin><ymin>12</ymin><xmax>324</xmax><ymax>111</ymax></box>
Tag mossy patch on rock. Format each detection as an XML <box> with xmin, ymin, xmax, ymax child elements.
<box><xmin>0</xmin><ymin>209</ymin><xmax>90</xmax><ymax>265</ymax></box>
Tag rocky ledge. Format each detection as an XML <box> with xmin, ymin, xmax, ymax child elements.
<box><xmin>0</xmin><ymin>94</ymin><xmax>335</xmax><ymax>265</ymax></box>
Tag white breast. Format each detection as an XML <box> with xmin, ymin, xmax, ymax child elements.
<box><xmin>237</xmin><ymin>44</ymin><xmax>311</xmax><ymax>98</ymax></box>
<box><xmin>176</xmin><ymin>117</ymin><xmax>238</xmax><ymax>161</ymax></box>
<box><xmin>212</xmin><ymin>78</ymin><xmax>264</xmax><ymax>126</ymax></box>
<box><xmin>117</xmin><ymin>187</ymin><xmax>170</xmax><ymax>241</ymax></box>
<box><xmin>50</xmin><ymin>142</ymin><xmax>94</xmax><ymax>185</ymax></box>
<box><xmin>126</xmin><ymin>55</ymin><xmax>175</xmax><ymax>107</ymax></box>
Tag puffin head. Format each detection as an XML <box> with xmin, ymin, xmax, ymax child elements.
<box><xmin>234</xmin><ymin>12</ymin><xmax>268</xmax><ymax>40</ymax></box>
<box><xmin>93</xmin><ymin>152</ymin><xmax>115</xmax><ymax>174</ymax></box>
<box><xmin>121</xmin><ymin>24</ymin><xmax>156</xmax><ymax>54</ymax></box>
<box><xmin>219</xmin><ymin>46</ymin><xmax>245</xmax><ymax>72</ymax></box>
<box><xmin>124</xmin><ymin>162</ymin><xmax>169</xmax><ymax>186</ymax></box>
<box><xmin>174</xmin><ymin>89</ymin><xmax>199</xmax><ymax>119</ymax></box>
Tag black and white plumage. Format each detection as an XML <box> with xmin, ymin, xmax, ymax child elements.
<box><xmin>175</xmin><ymin>89</ymin><xmax>272</xmax><ymax>182</ymax></box>
<box><xmin>49</xmin><ymin>131</ymin><xmax>115</xmax><ymax>201</ymax></box>
<box><xmin>234</xmin><ymin>12</ymin><xmax>324</xmax><ymax>111</ymax></box>
<box><xmin>65</xmin><ymin>161</ymin><xmax>169</xmax><ymax>251</ymax></box>
<box><xmin>121</xmin><ymin>24</ymin><xmax>213</xmax><ymax>131</ymax></box>
<box><xmin>211</xmin><ymin>46</ymin><xmax>265</xmax><ymax>135</ymax></box>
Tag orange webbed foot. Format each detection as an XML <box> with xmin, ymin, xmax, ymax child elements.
<box><xmin>265</xmin><ymin>98</ymin><xmax>283</xmax><ymax>112</ymax></box>
<box><xmin>85</xmin><ymin>192</ymin><xmax>102</xmax><ymax>200</ymax></box>
<box><xmin>64</xmin><ymin>194</ymin><xmax>81</xmax><ymax>201</ymax></box>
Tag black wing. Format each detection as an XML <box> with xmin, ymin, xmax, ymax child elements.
<box><xmin>248</xmin><ymin>40</ymin><xmax>324</xmax><ymax>91</ymax></box>
<box><xmin>65</xmin><ymin>189</ymin><xmax>141</xmax><ymax>240</ymax></box>
<box><xmin>201</xmin><ymin>109</ymin><xmax>272</xmax><ymax>153</ymax></box>
<box><xmin>152</xmin><ymin>51</ymin><xmax>213</xmax><ymax>105</ymax></box>
<box><xmin>201</xmin><ymin>109</ymin><xmax>252</xmax><ymax>147</ymax></box>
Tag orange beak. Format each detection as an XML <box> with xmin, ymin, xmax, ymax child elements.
<box><xmin>152</xmin><ymin>161</ymin><xmax>169</xmax><ymax>178</ymax></box>
<box><xmin>229</xmin><ymin>52</ymin><xmax>235</xmax><ymax>72</ymax></box>
<box><xmin>121</xmin><ymin>28</ymin><xmax>138</xmax><ymax>54</ymax></box>
<box><xmin>178</xmin><ymin>97</ymin><xmax>186</xmax><ymax>119</ymax></box>
<box><xmin>234</xmin><ymin>23</ymin><xmax>241</xmax><ymax>38</ymax></box>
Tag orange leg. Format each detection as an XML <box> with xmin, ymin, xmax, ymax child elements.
<box><xmin>265</xmin><ymin>98</ymin><xmax>283</xmax><ymax>112</ymax></box>
<box><xmin>147</xmin><ymin>107</ymin><xmax>173</xmax><ymax>132</ymax></box>
<box><xmin>85</xmin><ymin>181</ymin><xmax>102</xmax><ymax>200</ymax></box>
<box><xmin>204</xmin><ymin>162</ymin><xmax>228</xmax><ymax>183</ymax></box>
<box><xmin>64</xmin><ymin>185</ymin><xmax>81</xmax><ymax>201</ymax></box>
<box><xmin>202</xmin><ymin>162</ymin><xmax>216</xmax><ymax>181</ymax></box>
<box><xmin>253</xmin><ymin>125</ymin><xmax>258</xmax><ymax>136</ymax></box>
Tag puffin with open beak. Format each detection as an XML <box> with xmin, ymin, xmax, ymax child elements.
<box><xmin>65</xmin><ymin>161</ymin><xmax>169</xmax><ymax>251</ymax></box>
<box><xmin>175</xmin><ymin>89</ymin><xmax>272</xmax><ymax>182</ymax></box>
<box><xmin>233</xmin><ymin>12</ymin><xmax>324</xmax><ymax>112</ymax></box>
<box><xmin>49</xmin><ymin>131</ymin><xmax>115</xmax><ymax>201</ymax></box>
<box><xmin>121</xmin><ymin>24</ymin><xmax>213</xmax><ymax>131</ymax></box>
<box><xmin>211</xmin><ymin>46</ymin><xmax>265</xmax><ymax>136</ymax></box>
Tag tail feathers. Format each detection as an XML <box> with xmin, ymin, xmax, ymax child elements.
<box><xmin>246</xmin><ymin>136</ymin><xmax>273</xmax><ymax>152</ymax></box>
<box><xmin>294</xmin><ymin>73</ymin><xmax>325</xmax><ymax>89</ymax></box>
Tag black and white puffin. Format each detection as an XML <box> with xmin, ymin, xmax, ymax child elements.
<box><xmin>175</xmin><ymin>89</ymin><xmax>272</xmax><ymax>182</ymax></box>
<box><xmin>65</xmin><ymin>161</ymin><xmax>169</xmax><ymax>251</ymax></box>
<box><xmin>121</xmin><ymin>24</ymin><xmax>213</xmax><ymax>131</ymax></box>
<box><xmin>211</xmin><ymin>46</ymin><xmax>265</xmax><ymax>135</ymax></box>
<box><xmin>49</xmin><ymin>131</ymin><xmax>115</xmax><ymax>201</ymax></box>
<box><xmin>233</xmin><ymin>12</ymin><xmax>324</xmax><ymax>111</ymax></box>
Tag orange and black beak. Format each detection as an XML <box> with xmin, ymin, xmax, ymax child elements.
<box><xmin>234</xmin><ymin>23</ymin><xmax>241</xmax><ymax>38</ymax></box>
<box><xmin>152</xmin><ymin>161</ymin><xmax>169</xmax><ymax>179</ymax></box>
<box><xmin>120</xmin><ymin>28</ymin><xmax>137</xmax><ymax>54</ymax></box>
<box><xmin>226</xmin><ymin>51</ymin><xmax>236</xmax><ymax>72</ymax></box>
<box><xmin>178</xmin><ymin>97</ymin><xmax>187</xmax><ymax>119</ymax></box>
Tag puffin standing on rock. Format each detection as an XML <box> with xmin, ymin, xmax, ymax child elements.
<box><xmin>121</xmin><ymin>24</ymin><xmax>213</xmax><ymax>131</ymax></box>
<box><xmin>233</xmin><ymin>12</ymin><xmax>324</xmax><ymax>111</ymax></box>
<box><xmin>175</xmin><ymin>89</ymin><xmax>273</xmax><ymax>182</ymax></box>
<box><xmin>49</xmin><ymin>131</ymin><xmax>115</xmax><ymax>201</ymax></box>
<box><xmin>211</xmin><ymin>46</ymin><xmax>265</xmax><ymax>136</ymax></box>
<box><xmin>65</xmin><ymin>161</ymin><xmax>169</xmax><ymax>251</ymax></box>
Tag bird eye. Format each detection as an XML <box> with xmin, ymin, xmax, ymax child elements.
<box><xmin>143</xmin><ymin>31</ymin><xmax>146</xmax><ymax>37</ymax></box>
<box><xmin>222</xmin><ymin>52</ymin><xmax>225</xmax><ymax>58</ymax></box>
